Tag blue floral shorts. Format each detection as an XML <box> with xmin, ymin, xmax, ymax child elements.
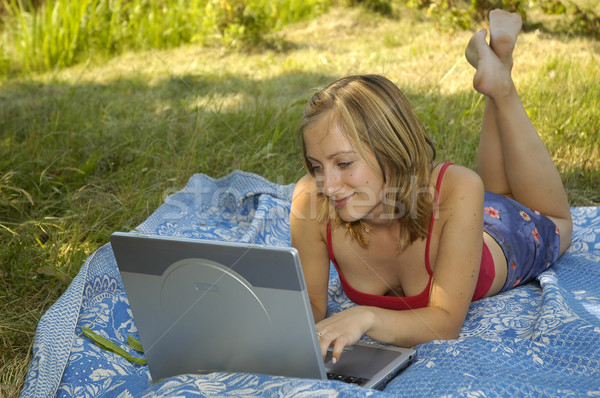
<box><xmin>483</xmin><ymin>191</ymin><xmax>560</xmax><ymax>293</ymax></box>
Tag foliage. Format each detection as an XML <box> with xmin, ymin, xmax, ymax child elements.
<box><xmin>1</xmin><ymin>0</ymin><xmax>597</xmax><ymax>76</ymax></box>
<box><xmin>1</xmin><ymin>0</ymin><xmax>93</xmax><ymax>70</ymax></box>
<box><xmin>0</xmin><ymin>41</ymin><xmax>8</xmax><ymax>75</ymax></box>
<box><xmin>470</xmin><ymin>0</ymin><xmax>528</xmax><ymax>20</ymax></box>
<box><xmin>342</xmin><ymin>0</ymin><xmax>393</xmax><ymax>15</ymax></box>
<box><xmin>0</xmin><ymin>0</ymin><xmax>330</xmax><ymax>75</ymax></box>
<box><xmin>406</xmin><ymin>0</ymin><xmax>600</xmax><ymax>38</ymax></box>
<box><xmin>530</xmin><ymin>0</ymin><xmax>599</xmax><ymax>39</ymax></box>
<box><xmin>566</xmin><ymin>1</ymin><xmax>600</xmax><ymax>39</ymax></box>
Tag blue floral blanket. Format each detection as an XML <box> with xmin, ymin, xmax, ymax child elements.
<box><xmin>21</xmin><ymin>171</ymin><xmax>600</xmax><ymax>397</ymax></box>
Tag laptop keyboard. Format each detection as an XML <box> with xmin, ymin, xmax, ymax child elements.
<box><xmin>327</xmin><ymin>372</ymin><xmax>368</xmax><ymax>386</ymax></box>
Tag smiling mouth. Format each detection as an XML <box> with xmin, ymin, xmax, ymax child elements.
<box><xmin>333</xmin><ymin>194</ymin><xmax>354</xmax><ymax>209</ymax></box>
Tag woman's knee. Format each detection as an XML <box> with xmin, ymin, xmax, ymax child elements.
<box><xmin>550</xmin><ymin>216</ymin><xmax>573</xmax><ymax>256</ymax></box>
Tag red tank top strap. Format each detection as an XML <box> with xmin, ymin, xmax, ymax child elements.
<box><xmin>326</xmin><ymin>222</ymin><xmax>334</xmax><ymax>263</ymax></box>
<box><xmin>424</xmin><ymin>162</ymin><xmax>454</xmax><ymax>275</ymax></box>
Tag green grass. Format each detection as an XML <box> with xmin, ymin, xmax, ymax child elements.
<box><xmin>0</xmin><ymin>0</ymin><xmax>330</xmax><ymax>74</ymax></box>
<box><xmin>1</xmin><ymin>4</ymin><xmax>600</xmax><ymax>396</ymax></box>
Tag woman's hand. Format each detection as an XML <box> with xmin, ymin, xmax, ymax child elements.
<box><xmin>315</xmin><ymin>306</ymin><xmax>376</xmax><ymax>364</ymax></box>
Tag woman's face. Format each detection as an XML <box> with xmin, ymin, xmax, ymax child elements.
<box><xmin>303</xmin><ymin>115</ymin><xmax>388</xmax><ymax>223</ymax></box>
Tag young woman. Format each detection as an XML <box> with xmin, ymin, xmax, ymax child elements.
<box><xmin>290</xmin><ymin>9</ymin><xmax>572</xmax><ymax>364</ymax></box>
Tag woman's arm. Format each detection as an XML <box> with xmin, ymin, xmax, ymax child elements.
<box><xmin>316</xmin><ymin>166</ymin><xmax>485</xmax><ymax>361</ymax></box>
<box><xmin>290</xmin><ymin>175</ymin><xmax>331</xmax><ymax>322</ymax></box>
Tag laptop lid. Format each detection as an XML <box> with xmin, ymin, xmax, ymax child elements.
<box><xmin>110</xmin><ymin>232</ymin><xmax>415</xmax><ymax>389</ymax></box>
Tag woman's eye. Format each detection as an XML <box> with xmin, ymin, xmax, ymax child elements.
<box><xmin>310</xmin><ymin>165</ymin><xmax>322</xmax><ymax>174</ymax></box>
<box><xmin>338</xmin><ymin>161</ymin><xmax>353</xmax><ymax>169</ymax></box>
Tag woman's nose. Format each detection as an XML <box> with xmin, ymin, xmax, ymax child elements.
<box><xmin>318</xmin><ymin>170</ymin><xmax>341</xmax><ymax>197</ymax></box>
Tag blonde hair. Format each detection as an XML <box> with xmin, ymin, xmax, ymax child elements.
<box><xmin>298</xmin><ymin>74</ymin><xmax>437</xmax><ymax>250</ymax></box>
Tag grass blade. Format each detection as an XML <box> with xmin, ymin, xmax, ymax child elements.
<box><xmin>82</xmin><ymin>326</ymin><xmax>147</xmax><ymax>365</ymax></box>
<box><xmin>127</xmin><ymin>335</ymin><xmax>145</xmax><ymax>353</ymax></box>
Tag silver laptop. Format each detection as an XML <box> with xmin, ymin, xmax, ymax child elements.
<box><xmin>110</xmin><ymin>232</ymin><xmax>416</xmax><ymax>390</ymax></box>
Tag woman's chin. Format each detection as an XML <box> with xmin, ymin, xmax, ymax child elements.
<box><xmin>336</xmin><ymin>208</ymin><xmax>360</xmax><ymax>223</ymax></box>
<box><xmin>336</xmin><ymin>206</ymin><xmax>373</xmax><ymax>223</ymax></box>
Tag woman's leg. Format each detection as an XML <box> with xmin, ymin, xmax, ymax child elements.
<box><xmin>472</xmin><ymin>11</ymin><xmax>520</xmax><ymax>196</ymax></box>
<box><xmin>466</xmin><ymin>9</ymin><xmax>572</xmax><ymax>254</ymax></box>
<box><xmin>476</xmin><ymin>98</ymin><xmax>511</xmax><ymax>196</ymax></box>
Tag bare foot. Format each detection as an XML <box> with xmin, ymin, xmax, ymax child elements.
<box><xmin>488</xmin><ymin>9</ymin><xmax>522</xmax><ymax>70</ymax></box>
<box><xmin>464</xmin><ymin>28</ymin><xmax>513</xmax><ymax>98</ymax></box>
<box><xmin>465</xmin><ymin>28</ymin><xmax>488</xmax><ymax>70</ymax></box>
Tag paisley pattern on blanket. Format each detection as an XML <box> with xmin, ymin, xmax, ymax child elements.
<box><xmin>21</xmin><ymin>172</ymin><xmax>600</xmax><ymax>398</ymax></box>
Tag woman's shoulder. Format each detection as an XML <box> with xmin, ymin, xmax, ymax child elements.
<box><xmin>437</xmin><ymin>163</ymin><xmax>484</xmax><ymax>206</ymax></box>
<box><xmin>294</xmin><ymin>174</ymin><xmax>317</xmax><ymax>192</ymax></box>
<box><xmin>292</xmin><ymin>174</ymin><xmax>320</xmax><ymax>203</ymax></box>
<box><xmin>291</xmin><ymin>174</ymin><xmax>323</xmax><ymax>222</ymax></box>
<box><xmin>290</xmin><ymin>175</ymin><xmax>327</xmax><ymax>244</ymax></box>
<box><xmin>438</xmin><ymin>163</ymin><xmax>483</xmax><ymax>189</ymax></box>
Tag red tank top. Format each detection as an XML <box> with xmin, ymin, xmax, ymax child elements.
<box><xmin>326</xmin><ymin>162</ymin><xmax>495</xmax><ymax>310</ymax></box>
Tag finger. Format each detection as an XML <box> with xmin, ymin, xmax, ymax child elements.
<box><xmin>317</xmin><ymin>331</ymin><xmax>333</xmax><ymax>360</ymax></box>
<box><xmin>331</xmin><ymin>336</ymin><xmax>348</xmax><ymax>364</ymax></box>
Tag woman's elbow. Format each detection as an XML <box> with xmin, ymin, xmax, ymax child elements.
<box><xmin>441</xmin><ymin>327</ymin><xmax>461</xmax><ymax>340</ymax></box>
<box><xmin>433</xmin><ymin>309</ymin><xmax>465</xmax><ymax>341</ymax></box>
